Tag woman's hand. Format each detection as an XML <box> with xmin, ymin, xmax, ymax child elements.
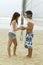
<box><xmin>20</xmin><ymin>26</ymin><xmax>26</xmax><ymax>30</ymax></box>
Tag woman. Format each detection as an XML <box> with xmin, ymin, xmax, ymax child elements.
<box><xmin>8</xmin><ymin>12</ymin><xmax>21</xmax><ymax>57</ymax></box>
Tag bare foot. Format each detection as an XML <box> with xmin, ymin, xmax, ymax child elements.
<box><xmin>26</xmin><ymin>55</ymin><xmax>29</xmax><ymax>57</ymax></box>
<box><xmin>8</xmin><ymin>55</ymin><xmax>11</xmax><ymax>57</ymax></box>
<box><xmin>13</xmin><ymin>53</ymin><xmax>17</xmax><ymax>56</ymax></box>
<box><xmin>26</xmin><ymin>55</ymin><xmax>32</xmax><ymax>58</ymax></box>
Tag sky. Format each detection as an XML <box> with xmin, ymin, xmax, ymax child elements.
<box><xmin>0</xmin><ymin>0</ymin><xmax>22</xmax><ymax>17</ymax></box>
<box><xmin>0</xmin><ymin>0</ymin><xmax>43</xmax><ymax>18</ymax></box>
<box><xmin>25</xmin><ymin>0</ymin><xmax>43</xmax><ymax>18</ymax></box>
<box><xmin>0</xmin><ymin>0</ymin><xmax>43</xmax><ymax>29</ymax></box>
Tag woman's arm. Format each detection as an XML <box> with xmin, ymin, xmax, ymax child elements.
<box><xmin>19</xmin><ymin>26</ymin><xmax>27</xmax><ymax>30</ymax></box>
<box><xmin>12</xmin><ymin>20</ymin><xmax>32</xmax><ymax>31</ymax></box>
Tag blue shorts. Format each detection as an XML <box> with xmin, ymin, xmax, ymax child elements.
<box><xmin>24</xmin><ymin>32</ymin><xmax>34</xmax><ymax>48</ymax></box>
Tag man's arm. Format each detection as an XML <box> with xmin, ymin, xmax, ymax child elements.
<box><xmin>20</xmin><ymin>26</ymin><xmax>28</xmax><ymax>30</ymax></box>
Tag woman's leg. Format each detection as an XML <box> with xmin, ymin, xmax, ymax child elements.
<box><xmin>7</xmin><ymin>39</ymin><xmax>12</xmax><ymax>56</ymax></box>
<box><xmin>13</xmin><ymin>38</ymin><xmax>17</xmax><ymax>55</ymax></box>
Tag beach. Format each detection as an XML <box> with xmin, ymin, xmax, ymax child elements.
<box><xmin>0</xmin><ymin>29</ymin><xmax>43</xmax><ymax>65</ymax></box>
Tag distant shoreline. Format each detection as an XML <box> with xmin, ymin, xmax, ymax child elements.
<box><xmin>0</xmin><ymin>17</ymin><xmax>43</xmax><ymax>30</ymax></box>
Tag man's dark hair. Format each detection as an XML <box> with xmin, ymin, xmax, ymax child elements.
<box><xmin>25</xmin><ymin>10</ymin><xmax>33</xmax><ymax>17</ymax></box>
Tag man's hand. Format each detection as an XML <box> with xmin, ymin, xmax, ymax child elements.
<box><xmin>20</xmin><ymin>26</ymin><xmax>26</xmax><ymax>30</ymax></box>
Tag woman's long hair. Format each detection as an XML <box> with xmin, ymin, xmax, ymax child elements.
<box><xmin>10</xmin><ymin>12</ymin><xmax>20</xmax><ymax>25</ymax></box>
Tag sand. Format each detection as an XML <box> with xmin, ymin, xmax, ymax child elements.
<box><xmin>0</xmin><ymin>29</ymin><xmax>43</xmax><ymax>65</ymax></box>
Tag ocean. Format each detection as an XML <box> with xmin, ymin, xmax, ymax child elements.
<box><xmin>0</xmin><ymin>17</ymin><xmax>43</xmax><ymax>30</ymax></box>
